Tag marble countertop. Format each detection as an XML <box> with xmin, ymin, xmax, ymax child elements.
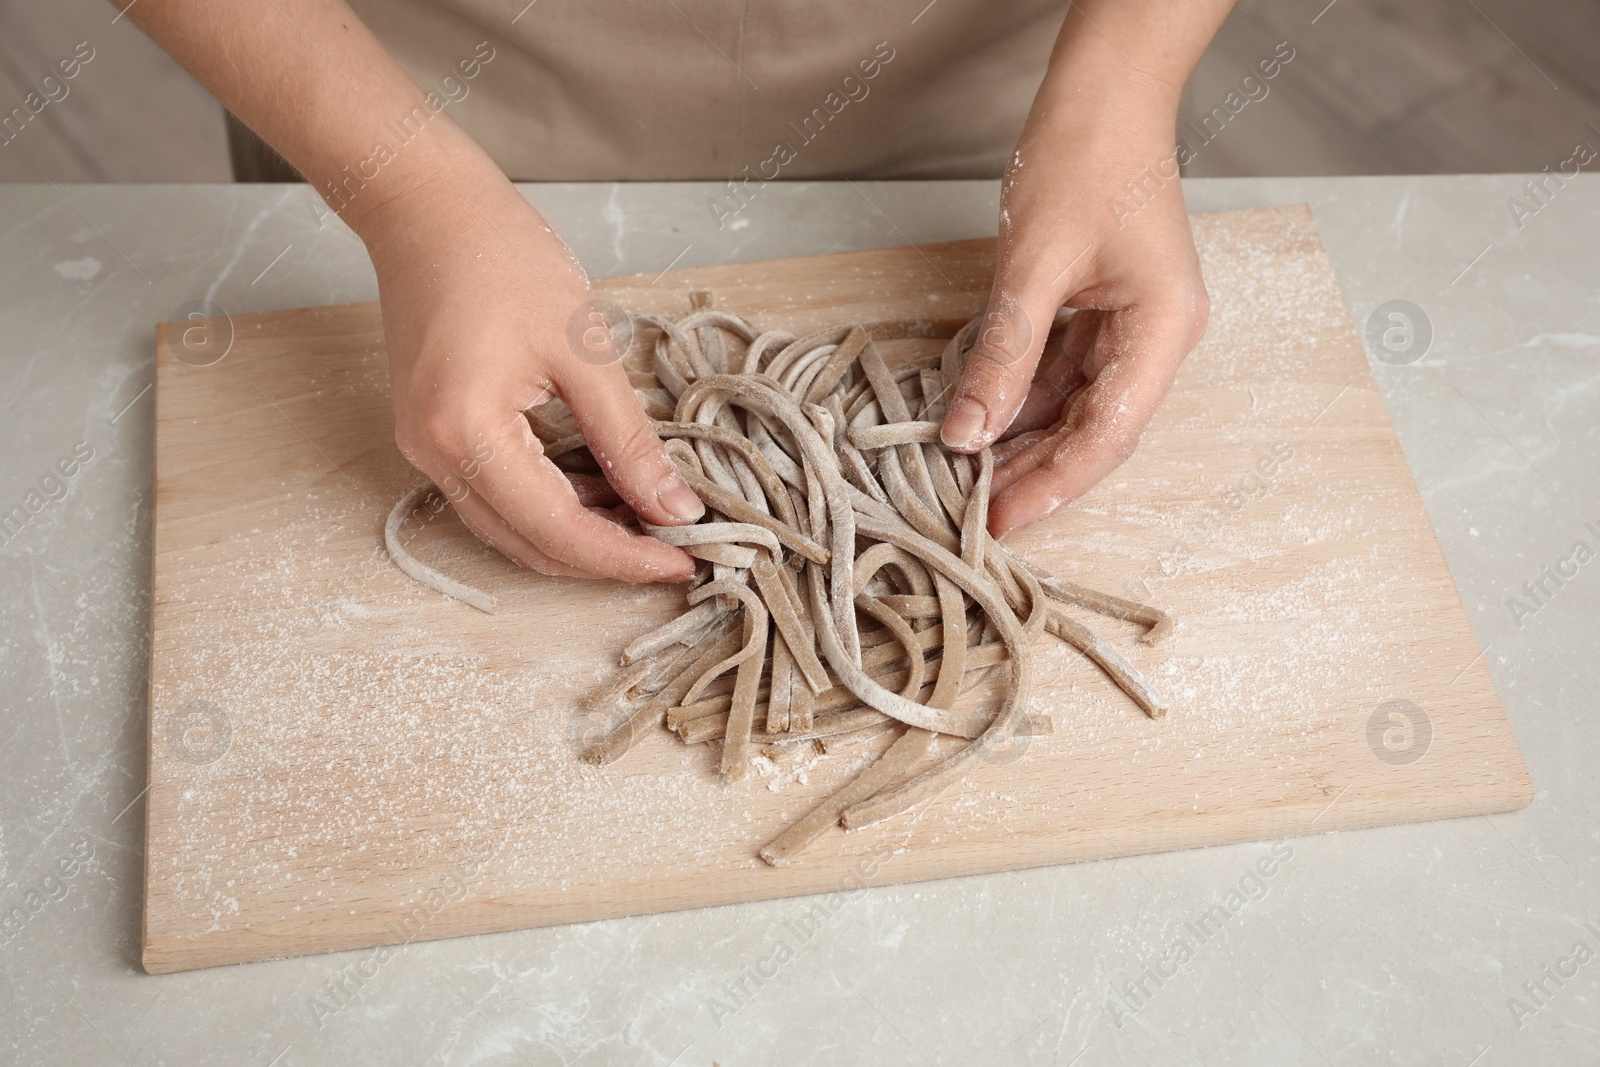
<box><xmin>1</xmin><ymin>176</ymin><xmax>1595</xmax><ymax>1065</ymax></box>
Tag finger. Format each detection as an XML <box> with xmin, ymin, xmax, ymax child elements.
<box><xmin>940</xmin><ymin>281</ymin><xmax>1062</xmax><ymax>454</ymax></box>
<box><xmin>987</xmin><ymin>303</ymin><xmax>1190</xmax><ymax>537</ymax></box>
<box><xmin>1003</xmin><ymin>363</ymin><xmax>1076</xmax><ymax>441</ymax></box>
<box><xmin>556</xmin><ymin>359</ymin><xmax>705</xmax><ymax>526</ymax></box>
<box><xmin>991</xmin><ymin>427</ymin><xmax>1051</xmax><ymax>468</ymax></box>
<box><xmin>991</xmin><ymin>304</ymin><xmax>1185</xmax><ymax>502</ymax></box>
<box><xmin>1006</xmin><ymin>309</ymin><xmax>1103</xmax><ymax>438</ymax></box>
<box><xmin>462</xmin><ymin>411</ymin><xmax>697</xmax><ymax>582</ymax></box>
<box><xmin>447</xmin><ymin>481</ymin><xmax>591</xmax><ymax>579</ymax></box>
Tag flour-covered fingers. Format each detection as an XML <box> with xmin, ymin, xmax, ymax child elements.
<box><xmin>558</xmin><ymin>359</ymin><xmax>705</xmax><ymax>528</ymax></box>
<box><xmin>449</xmin><ymin>411</ymin><xmax>696</xmax><ymax>582</ymax></box>
<box><xmin>1006</xmin><ymin>308</ymin><xmax>1103</xmax><ymax>439</ymax></box>
<box><xmin>445</xmin><ymin>481</ymin><xmax>590</xmax><ymax>578</ymax></box>
<box><xmin>940</xmin><ymin>286</ymin><xmax>1059</xmax><ymax>454</ymax></box>
<box><xmin>988</xmin><ymin>303</ymin><xmax>1190</xmax><ymax>536</ymax></box>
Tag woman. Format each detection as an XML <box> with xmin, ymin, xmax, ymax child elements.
<box><xmin>125</xmin><ymin>0</ymin><xmax>1223</xmax><ymax>582</ymax></box>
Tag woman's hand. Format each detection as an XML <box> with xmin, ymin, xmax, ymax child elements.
<box><xmin>118</xmin><ymin>0</ymin><xmax>704</xmax><ymax>581</ymax></box>
<box><xmin>359</xmin><ymin>169</ymin><xmax>703</xmax><ymax>582</ymax></box>
<box><xmin>940</xmin><ymin>7</ymin><xmax>1228</xmax><ymax>538</ymax></box>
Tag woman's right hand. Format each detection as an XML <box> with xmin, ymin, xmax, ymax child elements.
<box><xmin>357</xmin><ymin>166</ymin><xmax>704</xmax><ymax>583</ymax></box>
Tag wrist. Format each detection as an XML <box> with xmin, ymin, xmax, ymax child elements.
<box><xmin>1032</xmin><ymin>58</ymin><xmax>1182</xmax><ymax>148</ymax></box>
<box><xmin>1040</xmin><ymin>1</ymin><xmax>1223</xmax><ymax>115</ymax></box>
<box><xmin>313</xmin><ymin>119</ymin><xmax>508</xmax><ymax>249</ymax></box>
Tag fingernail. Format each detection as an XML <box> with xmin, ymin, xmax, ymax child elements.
<box><xmin>941</xmin><ymin>397</ymin><xmax>989</xmax><ymax>451</ymax></box>
<box><xmin>644</xmin><ymin>552</ymin><xmax>697</xmax><ymax>584</ymax></box>
<box><xmin>657</xmin><ymin>474</ymin><xmax>705</xmax><ymax>523</ymax></box>
<box><xmin>658</xmin><ymin>552</ymin><xmax>698</xmax><ymax>582</ymax></box>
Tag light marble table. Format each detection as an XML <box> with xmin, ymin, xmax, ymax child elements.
<box><xmin>1</xmin><ymin>176</ymin><xmax>1596</xmax><ymax>1065</ymax></box>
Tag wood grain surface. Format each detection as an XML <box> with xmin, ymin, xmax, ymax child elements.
<box><xmin>143</xmin><ymin>206</ymin><xmax>1531</xmax><ymax>974</ymax></box>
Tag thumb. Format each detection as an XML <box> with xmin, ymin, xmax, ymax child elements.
<box><xmin>940</xmin><ymin>282</ymin><xmax>1060</xmax><ymax>453</ymax></box>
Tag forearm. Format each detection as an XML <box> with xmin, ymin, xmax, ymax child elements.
<box><xmin>1039</xmin><ymin>0</ymin><xmax>1237</xmax><ymax>112</ymax></box>
<box><xmin>117</xmin><ymin>0</ymin><xmax>502</xmax><ymax>237</ymax></box>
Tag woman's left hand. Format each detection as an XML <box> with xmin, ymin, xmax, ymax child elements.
<box><xmin>940</xmin><ymin>35</ymin><xmax>1219</xmax><ymax>538</ymax></box>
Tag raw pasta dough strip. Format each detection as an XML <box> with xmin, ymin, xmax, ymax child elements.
<box><xmin>686</xmin><ymin>580</ymin><xmax>770</xmax><ymax>779</ymax></box>
<box><xmin>655</xmin><ymin>422</ymin><xmax>809</xmax><ymax>543</ymax></box>
<box><xmin>999</xmin><ymin>545</ymin><xmax>1174</xmax><ymax>643</ymax></box>
<box><xmin>580</xmin><ymin>626</ymin><xmax>743</xmax><ymax>765</ymax></box>
<box><xmin>751</xmin><ymin>555</ymin><xmax>830</xmax><ymax>693</ymax></box>
<box><xmin>665</xmin><ymin>442</ymin><xmax>829</xmax><ymax>565</ymax></box>
<box><xmin>759</xmin><ymin>727</ymin><xmax>937</xmax><ymax>866</ymax></box>
<box><xmin>384</xmin><ymin>484</ymin><xmax>497</xmax><ymax>614</ymax></box>
<box><xmin>878</xmin><ymin>594</ymin><xmax>941</xmax><ymax>618</ymax></box>
<box><xmin>814</xmin><ymin>718</ymin><xmax>902</xmax><ymax>753</ymax></box>
<box><xmin>766</xmin><ymin>631</ymin><xmax>796</xmax><ymax>733</ymax></box>
<box><xmin>621</xmin><ymin>600</ymin><xmax>724</xmax><ymax>666</ymax></box>
<box><xmin>679</xmin><ymin>706</ymin><xmax>887</xmax><ymax>747</ymax></box>
<box><xmin>1045</xmin><ymin>608</ymin><xmax>1168</xmax><ymax>719</ymax></box>
<box><xmin>669</xmin><ymin>640</ymin><xmax>1009</xmax><ymax>734</ymax></box>
<box><xmin>837</xmin><ymin>511</ymin><xmax>1032</xmax><ymax>829</ymax></box>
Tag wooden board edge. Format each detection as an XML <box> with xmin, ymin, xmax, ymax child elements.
<box><xmin>142</xmin><ymin>325</ymin><xmax>178</xmax><ymax>975</ymax></box>
<box><xmin>139</xmin><ymin>778</ymin><xmax>1534</xmax><ymax>974</ymax></box>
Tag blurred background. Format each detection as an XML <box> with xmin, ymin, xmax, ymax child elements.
<box><xmin>1</xmin><ymin>0</ymin><xmax>1597</xmax><ymax>182</ymax></box>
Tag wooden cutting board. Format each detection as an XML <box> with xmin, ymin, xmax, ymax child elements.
<box><xmin>143</xmin><ymin>206</ymin><xmax>1530</xmax><ymax>974</ymax></box>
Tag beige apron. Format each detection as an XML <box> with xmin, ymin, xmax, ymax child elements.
<box><xmin>345</xmin><ymin>0</ymin><xmax>1067</xmax><ymax>181</ymax></box>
